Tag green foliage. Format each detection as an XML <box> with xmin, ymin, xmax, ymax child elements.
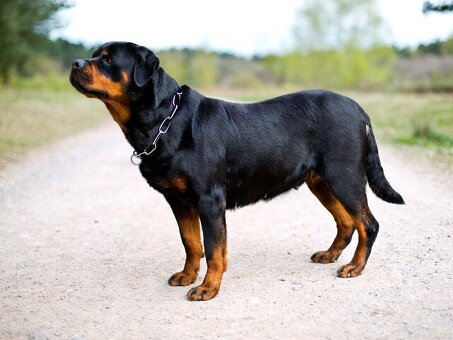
<box><xmin>0</xmin><ymin>0</ymin><xmax>71</xmax><ymax>84</ymax></box>
<box><xmin>261</xmin><ymin>46</ymin><xmax>397</xmax><ymax>89</ymax></box>
<box><xmin>226</xmin><ymin>71</ymin><xmax>262</xmax><ymax>89</ymax></box>
<box><xmin>411</xmin><ymin>118</ymin><xmax>453</xmax><ymax>147</ymax></box>
<box><xmin>10</xmin><ymin>73</ymin><xmax>71</xmax><ymax>91</ymax></box>
<box><xmin>417</xmin><ymin>40</ymin><xmax>444</xmax><ymax>55</ymax></box>
<box><xmin>159</xmin><ymin>49</ymin><xmax>219</xmax><ymax>87</ymax></box>
<box><xmin>37</xmin><ymin>38</ymin><xmax>92</xmax><ymax>71</ymax></box>
<box><xmin>293</xmin><ymin>0</ymin><xmax>384</xmax><ymax>52</ymax></box>
<box><xmin>396</xmin><ymin>34</ymin><xmax>453</xmax><ymax>57</ymax></box>
<box><xmin>429</xmin><ymin>68</ymin><xmax>453</xmax><ymax>91</ymax></box>
<box><xmin>280</xmin><ymin>0</ymin><xmax>396</xmax><ymax>89</ymax></box>
<box><xmin>443</xmin><ymin>36</ymin><xmax>453</xmax><ymax>54</ymax></box>
<box><xmin>423</xmin><ymin>1</ymin><xmax>453</xmax><ymax>13</ymax></box>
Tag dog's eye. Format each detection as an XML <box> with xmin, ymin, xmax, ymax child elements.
<box><xmin>104</xmin><ymin>57</ymin><xmax>113</xmax><ymax>65</ymax></box>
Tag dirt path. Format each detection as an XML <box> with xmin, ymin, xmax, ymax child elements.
<box><xmin>1</xmin><ymin>122</ymin><xmax>452</xmax><ymax>339</ymax></box>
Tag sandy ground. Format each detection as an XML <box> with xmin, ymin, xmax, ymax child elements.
<box><xmin>0</xmin><ymin>122</ymin><xmax>452</xmax><ymax>339</ymax></box>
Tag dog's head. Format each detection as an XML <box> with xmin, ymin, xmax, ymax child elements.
<box><xmin>70</xmin><ymin>41</ymin><xmax>160</xmax><ymax>102</ymax></box>
<box><xmin>70</xmin><ymin>42</ymin><xmax>163</xmax><ymax>131</ymax></box>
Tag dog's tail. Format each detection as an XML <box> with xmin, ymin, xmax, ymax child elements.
<box><xmin>365</xmin><ymin>122</ymin><xmax>405</xmax><ymax>204</ymax></box>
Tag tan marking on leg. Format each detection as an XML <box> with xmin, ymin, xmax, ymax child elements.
<box><xmin>187</xmin><ymin>246</ymin><xmax>226</xmax><ymax>301</ymax></box>
<box><xmin>169</xmin><ymin>206</ymin><xmax>203</xmax><ymax>286</ymax></box>
<box><xmin>337</xmin><ymin>217</ymin><xmax>369</xmax><ymax>278</ymax></box>
<box><xmin>307</xmin><ymin>172</ymin><xmax>356</xmax><ymax>263</ymax></box>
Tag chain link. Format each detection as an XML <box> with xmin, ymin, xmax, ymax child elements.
<box><xmin>130</xmin><ymin>91</ymin><xmax>182</xmax><ymax>166</ymax></box>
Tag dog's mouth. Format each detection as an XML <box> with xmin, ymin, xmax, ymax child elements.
<box><xmin>70</xmin><ymin>70</ymin><xmax>109</xmax><ymax>100</ymax></box>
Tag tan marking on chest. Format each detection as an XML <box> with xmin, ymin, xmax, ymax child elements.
<box><xmin>154</xmin><ymin>176</ymin><xmax>188</xmax><ymax>193</ymax></box>
<box><xmin>104</xmin><ymin>102</ymin><xmax>131</xmax><ymax>133</ymax></box>
<box><xmin>88</xmin><ymin>65</ymin><xmax>131</xmax><ymax>132</ymax></box>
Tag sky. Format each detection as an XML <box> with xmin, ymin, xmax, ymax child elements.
<box><xmin>53</xmin><ymin>0</ymin><xmax>453</xmax><ymax>57</ymax></box>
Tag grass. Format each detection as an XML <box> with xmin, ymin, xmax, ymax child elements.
<box><xmin>1</xmin><ymin>79</ymin><xmax>452</xmax><ymax>170</ymax></box>
<box><xmin>0</xmin><ymin>82</ymin><xmax>108</xmax><ymax>169</ymax></box>
<box><xmin>348</xmin><ymin>92</ymin><xmax>453</xmax><ymax>147</ymax></box>
<box><xmin>349</xmin><ymin>91</ymin><xmax>453</xmax><ymax>170</ymax></box>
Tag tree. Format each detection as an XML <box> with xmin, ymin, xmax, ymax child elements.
<box><xmin>0</xmin><ymin>0</ymin><xmax>70</xmax><ymax>85</ymax></box>
<box><xmin>287</xmin><ymin>0</ymin><xmax>395</xmax><ymax>89</ymax></box>
<box><xmin>423</xmin><ymin>1</ymin><xmax>453</xmax><ymax>13</ymax></box>
<box><xmin>293</xmin><ymin>0</ymin><xmax>384</xmax><ymax>52</ymax></box>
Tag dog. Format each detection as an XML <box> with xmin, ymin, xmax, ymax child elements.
<box><xmin>70</xmin><ymin>42</ymin><xmax>404</xmax><ymax>301</ymax></box>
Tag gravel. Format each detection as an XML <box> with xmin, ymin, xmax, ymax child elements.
<box><xmin>1</xmin><ymin>122</ymin><xmax>452</xmax><ymax>339</ymax></box>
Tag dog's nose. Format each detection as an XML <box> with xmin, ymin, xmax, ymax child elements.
<box><xmin>72</xmin><ymin>59</ymin><xmax>87</xmax><ymax>68</ymax></box>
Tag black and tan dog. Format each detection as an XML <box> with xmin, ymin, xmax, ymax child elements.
<box><xmin>70</xmin><ymin>42</ymin><xmax>404</xmax><ymax>301</ymax></box>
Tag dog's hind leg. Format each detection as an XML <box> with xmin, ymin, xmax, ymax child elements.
<box><xmin>307</xmin><ymin>169</ymin><xmax>379</xmax><ymax>278</ymax></box>
<box><xmin>336</xmin><ymin>211</ymin><xmax>379</xmax><ymax>278</ymax></box>
<box><xmin>306</xmin><ymin>172</ymin><xmax>356</xmax><ymax>264</ymax></box>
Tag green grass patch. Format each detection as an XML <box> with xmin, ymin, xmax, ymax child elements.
<box><xmin>0</xmin><ymin>82</ymin><xmax>108</xmax><ymax>168</ymax></box>
<box><xmin>10</xmin><ymin>73</ymin><xmax>71</xmax><ymax>91</ymax></box>
<box><xmin>350</xmin><ymin>92</ymin><xmax>453</xmax><ymax>149</ymax></box>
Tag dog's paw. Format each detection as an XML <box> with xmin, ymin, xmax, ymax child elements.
<box><xmin>168</xmin><ymin>271</ymin><xmax>198</xmax><ymax>286</ymax></box>
<box><xmin>186</xmin><ymin>284</ymin><xmax>219</xmax><ymax>301</ymax></box>
<box><xmin>337</xmin><ymin>262</ymin><xmax>364</xmax><ymax>278</ymax></box>
<box><xmin>311</xmin><ymin>250</ymin><xmax>340</xmax><ymax>264</ymax></box>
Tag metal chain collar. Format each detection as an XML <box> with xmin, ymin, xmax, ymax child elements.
<box><xmin>130</xmin><ymin>91</ymin><xmax>182</xmax><ymax>166</ymax></box>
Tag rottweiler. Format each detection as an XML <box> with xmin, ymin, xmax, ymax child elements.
<box><xmin>70</xmin><ymin>42</ymin><xmax>404</xmax><ymax>301</ymax></box>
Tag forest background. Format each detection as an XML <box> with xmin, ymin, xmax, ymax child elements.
<box><xmin>1</xmin><ymin>0</ymin><xmax>453</xmax><ymax>91</ymax></box>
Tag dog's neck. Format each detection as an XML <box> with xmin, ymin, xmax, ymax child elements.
<box><xmin>124</xmin><ymin>70</ymin><xmax>185</xmax><ymax>158</ymax></box>
<box><xmin>153</xmin><ymin>68</ymin><xmax>181</xmax><ymax>108</ymax></box>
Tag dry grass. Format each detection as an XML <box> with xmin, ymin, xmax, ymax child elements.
<box><xmin>0</xmin><ymin>87</ymin><xmax>107</xmax><ymax>168</ymax></box>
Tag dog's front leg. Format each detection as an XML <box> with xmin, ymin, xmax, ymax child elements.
<box><xmin>166</xmin><ymin>197</ymin><xmax>203</xmax><ymax>287</ymax></box>
<box><xmin>187</xmin><ymin>188</ymin><xmax>227</xmax><ymax>301</ymax></box>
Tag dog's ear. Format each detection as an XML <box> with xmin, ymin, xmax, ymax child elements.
<box><xmin>132</xmin><ymin>45</ymin><xmax>160</xmax><ymax>88</ymax></box>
